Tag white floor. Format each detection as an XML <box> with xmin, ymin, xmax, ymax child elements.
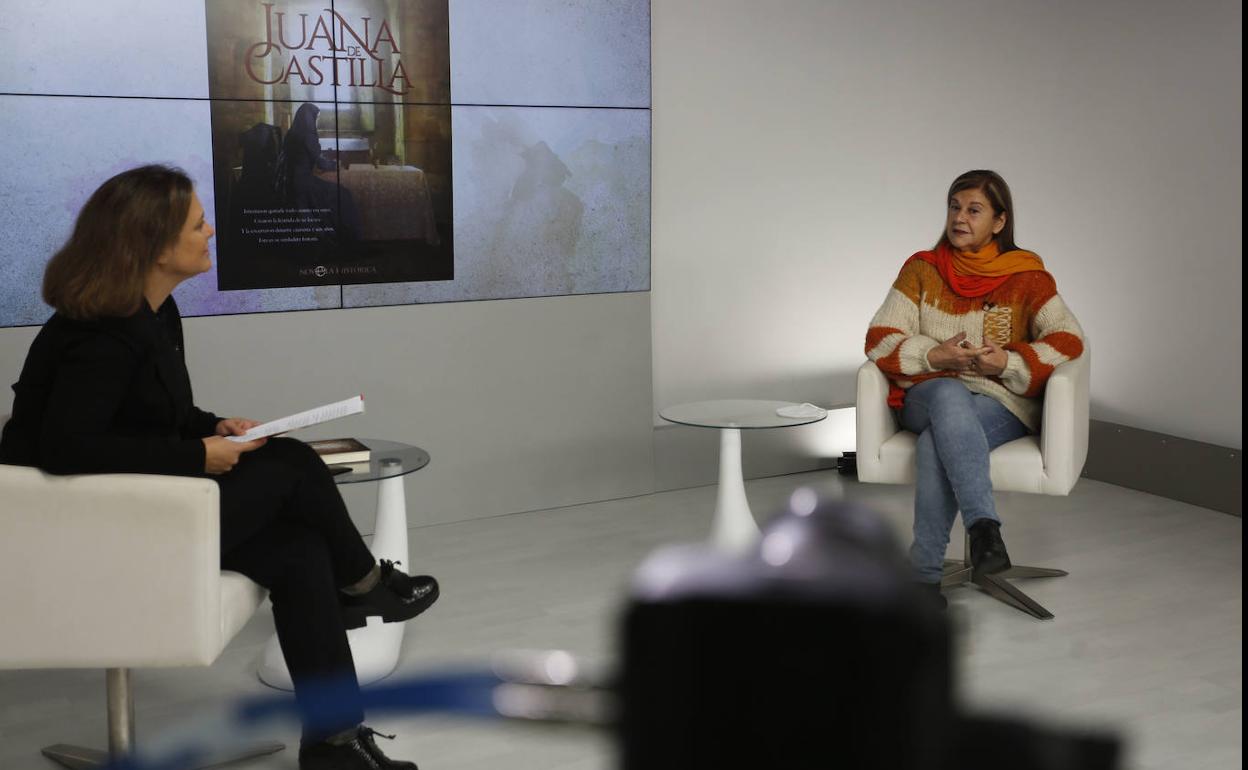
<box><xmin>0</xmin><ymin>472</ymin><xmax>1240</xmax><ymax>769</ymax></box>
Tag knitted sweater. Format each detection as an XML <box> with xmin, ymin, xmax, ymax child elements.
<box><xmin>865</xmin><ymin>258</ymin><xmax>1084</xmax><ymax>432</ymax></box>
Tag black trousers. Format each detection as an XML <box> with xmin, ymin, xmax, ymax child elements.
<box><xmin>215</xmin><ymin>438</ymin><xmax>375</xmax><ymax>742</ymax></box>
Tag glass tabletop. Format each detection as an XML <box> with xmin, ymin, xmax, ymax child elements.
<box><xmin>323</xmin><ymin>438</ymin><xmax>430</xmax><ymax>485</ymax></box>
<box><xmin>659</xmin><ymin>400</ymin><xmax>828</xmax><ymax>430</ymax></box>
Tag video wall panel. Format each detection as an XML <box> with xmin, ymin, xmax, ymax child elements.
<box><xmin>0</xmin><ymin>0</ymin><xmax>650</xmax><ymax>328</ymax></box>
<box><xmin>345</xmin><ymin>105</ymin><xmax>650</xmax><ymax>307</ymax></box>
<box><xmin>0</xmin><ymin>94</ymin><xmax>344</xmax><ymax>326</ymax></box>
<box><xmin>0</xmin><ymin>1</ymin><xmax>213</xmax><ymax>98</ymax></box>
<box><xmin>449</xmin><ymin>0</ymin><xmax>651</xmax><ymax>107</ymax></box>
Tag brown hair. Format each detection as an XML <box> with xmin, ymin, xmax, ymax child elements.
<box><xmin>936</xmin><ymin>169</ymin><xmax>1019</xmax><ymax>252</ymax></box>
<box><xmin>42</xmin><ymin>165</ymin><xmax>193</xmax><ymax>320</ymax></box>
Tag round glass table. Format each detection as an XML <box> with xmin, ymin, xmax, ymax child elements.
<box><xmin>659</xmin><ymin>400</ymin><xmax>827</xmax><ymax>551</ymax></box>
<box><xmin>258</xmin><ymin>439</ymin><xmax>431</xmax><ymax>690</ymax></box>
<box><xmin>323</xmin><ymin>439</ymin><xmax>430</xmax><ymax>485</ymax></box>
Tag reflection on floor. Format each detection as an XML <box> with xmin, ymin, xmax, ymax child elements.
<box><xmin>0</xmin><ymin>472</ymin><xmax>1240</xmax><ymax>770</ymax></box>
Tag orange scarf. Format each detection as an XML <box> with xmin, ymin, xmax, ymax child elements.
<box><xmin>905</xmin><ymin>241</ymin><xmax>1047</xmax><ymax>298</ymax></box>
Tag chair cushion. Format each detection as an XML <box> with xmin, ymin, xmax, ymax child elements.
<box><xmin>877</xmin><ymin>432</ymin><xmax>918</xmax><ymax>485</ymax></box>
<box><xmin>877</xmin><ymin>432</ymin><xmax>1045</xmax><ymax>494</ymax></box>
<box><xmin>221</xmin><ymin>570</ymin><xmax>268</xmax><ymax>643</ymax></box>
<box><xmin>986</xmin><ymin>436</ymin><xmax>1046</xmax><ymax>494</ymax></box>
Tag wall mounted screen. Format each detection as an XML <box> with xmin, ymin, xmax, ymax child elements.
<box><xmin>0</xmin><ymin>0</ymin><xmax>650</xmax><ymax>327</ymax></box>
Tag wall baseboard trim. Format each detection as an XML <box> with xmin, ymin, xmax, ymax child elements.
<box><xmin>1084</xmin><ymin>420</ymin><xmax>1241</xmax><ymax>517</ymax></box>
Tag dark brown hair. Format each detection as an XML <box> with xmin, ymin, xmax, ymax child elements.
<box><xmin>42</xmin><ymin>165</ymin><xmax>193</xmax><ymax>320</ymax></box>
<box><xmin>936</xmin><ymin>169</ymin><xmax>1019</xmax><ymax>252</ymax></box>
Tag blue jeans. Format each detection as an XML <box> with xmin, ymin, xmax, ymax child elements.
<box><xmin>899</xmin><ymin>378</ymin><xmax>1030</xmax><ymax>584</ymax></box>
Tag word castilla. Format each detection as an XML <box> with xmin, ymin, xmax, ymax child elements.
<box><xmin>245</xmin><ymin>2</ymin><xmax>412</xmax><ymax>95</ymax></box>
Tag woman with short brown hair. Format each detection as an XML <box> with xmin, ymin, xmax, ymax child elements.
<box><xmin>1</xmin><ymin>165</ymin><xmax>435</xmax><ymax>769</ymax></box>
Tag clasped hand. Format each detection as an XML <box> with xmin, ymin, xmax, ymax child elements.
<box><xmin>202</xmin><ymin>418</ymin><xmax>266</xmax><ymax>474</ymax></box>
<box><xmin>927</xmin><ymin>332</ymin><xmax>1007</xmax><ymax>376</ymax></box>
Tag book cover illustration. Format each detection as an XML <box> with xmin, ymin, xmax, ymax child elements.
<box><xmin>205</xmin><ymin>0</ymin><xmax>453</xmax><ymax>290</ymax></box>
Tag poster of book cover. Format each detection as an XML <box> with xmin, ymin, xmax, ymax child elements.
<box><xmin>205</xmin><ymin>0</ymin><xmax>453</xmax><ymax>290</ymax></box>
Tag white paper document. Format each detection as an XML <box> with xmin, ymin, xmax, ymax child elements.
<box><xmin>226</xmin><ymin>395</ymin><xmax>366</xmax><ymax>442</ymax></box>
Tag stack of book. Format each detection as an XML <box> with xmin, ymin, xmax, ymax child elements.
<box><xmin>305</xmin><ymin>438</ymin><xmax>371</xmax><ymax>473</ymax></box>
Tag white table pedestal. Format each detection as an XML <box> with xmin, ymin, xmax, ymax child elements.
<box><xmin>659</xmin><ymin>400</ymin><xmax>828</xmax><ymax>554</ymax></box>
<box><xmin>712</xmin><ymin>428</ymin><xmax>760</xmax><ymax>552</ymax></box>
<box><xmin>258</xmin><ymin>470</ymin><xmax>410</xmax><ymax>689</ymax></box>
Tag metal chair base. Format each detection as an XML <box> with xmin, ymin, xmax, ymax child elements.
<box><xmin>40</xmin><ymin>745</ymin><xmax>107</xmax><ymax>770</ymax></box>
<box><xmin>40</xmin><ymin>669</ymin><xmax>284</xmax><ymax>770</ymax></box>
<box><xmin>940</xmin><ymin>533</ymin><xmax>1067</xmax><ymax>620</ymax></box>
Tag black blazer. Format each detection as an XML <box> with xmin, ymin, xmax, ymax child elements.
<box><xmin>0</xmin><ymin>297</ymin><xmax>218</xmax><ymax>475</ymax></box>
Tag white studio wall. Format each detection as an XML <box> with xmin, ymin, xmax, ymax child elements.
<box><xmin>651</xmin><ymin>0</ymin><xmax>1242</xmax><ymax>451</ymax></box>
<box><xmin>180</xmin><ymin>293</ymin><xmax>657</xmax><ymax>527</ymax></box>
<box><xmin>0</xmin><ymin>293</ymin><xmax>657</xmax><ymax>532</ymax></box>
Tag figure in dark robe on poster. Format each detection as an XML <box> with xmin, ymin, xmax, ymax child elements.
<box><xmin>279</xmin><ymin>103</ymin><xmax>362</xmax><ymax>243</ymax></box>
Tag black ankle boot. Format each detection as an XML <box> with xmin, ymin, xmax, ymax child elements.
<box><xmin>342</xmin><ymin>560</ymin><xmax>439</xmax><ymax>630</ymax></box>
<box><xmin>299</xmin><ymin>727</ymin><xmax>418</xmax><ymax>770</ymax></box>
<box><xmin>968</xmin><ymin>520</ymin><xmax>1012</xmax><ymax>575</ymax></box>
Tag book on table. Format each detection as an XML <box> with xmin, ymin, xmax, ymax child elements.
<box><xmin>305</xmin><ymin>438</ymin><xmax>371</xmax><ymax>466</ymax></box>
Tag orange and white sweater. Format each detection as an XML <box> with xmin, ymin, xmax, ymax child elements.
<box><xmin>865</xmin><ymin>259</ymin><xmax>1084</xmax><ymax>432</ymax></box>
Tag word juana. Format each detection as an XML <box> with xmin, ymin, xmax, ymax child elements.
<box><xmin>245</xmin><ymin>2</ymin><xmax>411</xmax><ymax>95</ymax></box>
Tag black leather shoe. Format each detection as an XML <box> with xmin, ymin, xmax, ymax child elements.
<box><xmin>968</xmin><ymin>520</ymin><xmax>1012</xmax><ymax>575</ymax></box>
<box><xmin>342</xmin><ymin>560</ymin><xmax>439</xmax><ymax>630</ymax></box>
<box><xmin>299</xmin><ymin>727</ymin><xmax>418</xmax><ymax>770</ymax></box>
<box><xmin>918</xmin><ymin>582</ymin><xmax>947</xmax><ymax>611</ymax></box>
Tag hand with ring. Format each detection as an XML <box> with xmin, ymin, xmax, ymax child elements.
<box><xmin>927</xmin><ymin>332</ymin><xmax>989</xmax><ymax>372</ymax></box>
<box><xmin>972</xmin><ymin>339</ymin><xmax>1008</xmax><ymax>376</ymax></box>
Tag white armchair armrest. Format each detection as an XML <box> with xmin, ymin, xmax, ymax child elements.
<box><xmin>0</xmin><ymin>465</ymin><xmax>235</xmax><ymax>668</ymax></box>
<box><xmin>1038</xmin><ymin>341</ymin><xmax>1091</xmax><ymax>496</ymax></box>
<box><xmin>855</xmin><ymin>360</ymin><xmax>899</xmax><ymax>483</ymax></box>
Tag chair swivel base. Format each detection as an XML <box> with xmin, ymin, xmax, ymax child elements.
<box><xmin>42</xmin><ymin>742</ymin><xmax>285</xmax><ymax>770</ymax></box>
<box><xmin>940</xmin><ymin>534</ymin><xmax>1067</xmax><ymax>620</ymax></box>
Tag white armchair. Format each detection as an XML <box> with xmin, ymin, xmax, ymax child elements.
<box><xmin>0</xmin><ymin>437</ymin><xmax>282</xmax><ymax>767</ymax></box>
<box><xmin>854</xmin><ymin>344</ymin><xmax>1091</xmax><ymax>618</ymax></box>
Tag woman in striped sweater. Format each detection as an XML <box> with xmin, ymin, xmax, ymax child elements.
<box><xmin>864</xmin><ymin>170</ymin><xmax>1084</xmax><ymax>607</ymax></box>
